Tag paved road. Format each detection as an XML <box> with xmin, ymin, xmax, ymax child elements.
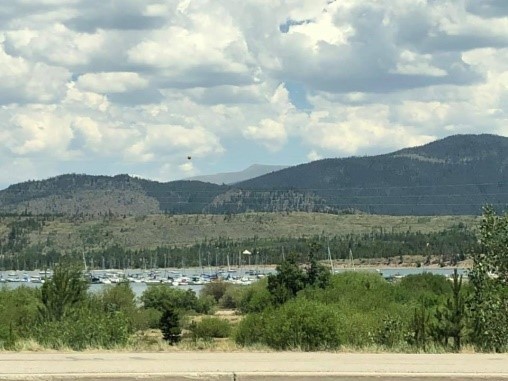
<box><xmin>1</xmin><ymin>352</ymin><xmax>508</xmax><ymax>380</ymax></box>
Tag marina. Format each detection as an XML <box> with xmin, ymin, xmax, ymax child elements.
<box><xmin>0</xmin><ymin>267</ymin><xmax>272</xmax><ymax>296</ymax></box>
<box><xmin>0</xmin><ymin>266</ymin><xmax>470</xmax><ymax>287</ymax></box>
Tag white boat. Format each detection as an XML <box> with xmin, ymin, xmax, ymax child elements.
<box><xmin>30</xmin><ymin>276</ymin><xmax>44</xmax><ymax>284</ymax></box>
<box><xmin>172</xmin><ymin>276</ymin><xmax>190</xmax><ymax>286</ymax></box>
<box><xmin>99</xmin><ymin>277</ymin><xmax>112</xmax><ymax>284</ymax></box>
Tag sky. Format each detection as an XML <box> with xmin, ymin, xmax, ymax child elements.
<box><xmin>0</xmin><ymin>0</ymin><xmax>508</xmax><ymax>189</ymax></box>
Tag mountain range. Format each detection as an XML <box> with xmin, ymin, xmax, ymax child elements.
<box><xmin>185</xmin><ymin>164</ymin><xmax>289</xmax><ymax>184</ymax></box>
<box><xmin>1</xmin><ymin>134</ymin><xmax>507</xmax><ymax>216</ymax></box>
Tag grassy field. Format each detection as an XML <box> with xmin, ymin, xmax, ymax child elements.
<box><xmin>0</xmin><ymin>212</ymin><xmax>480</xmax><ymax>253</ymax></box>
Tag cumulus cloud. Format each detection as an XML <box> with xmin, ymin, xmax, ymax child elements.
<box><xmin>244</xmin><ymin>118</ymin><xmax>287</xmax><ymax>151</ymax></box>
<box><xmin>0</xmin><ymin>42</ymin><xmax>70</xmax><ymax>104</ymax></box>
<box><xmin>76</xmin><ymin>72</ymin><xmax>148</xmax><ymax>93</ymax></box>
<box><xmin>0</xmin><ymin>0</ymin><xmax>508</xmax><ymax>187</ymax></box>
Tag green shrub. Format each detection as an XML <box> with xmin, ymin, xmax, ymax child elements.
<box><xmin>189</xmin><ymin>317</ymin><xmax>232</xmax><ymax>341</ymax></box>
<box><xmin>234</xmin><ymin>313</ymin><xmax>268</xmax><ymax>346</ymax></box>
<box><xmin>395</xmin><ymin>273</ymin><xmax>452</xmax><ymax>308</ymax></box>
<box><xmin>374</xmin><ymin>315</ymin><xmax>407</xmax><ymax>348</ymax></box>
<box><xmin>0</xmin><ymin>286</ymin><xmax>41</xmax><ymax>347</ymax></box>
<box><xmin>33</xmin><ymin>306</ymin><xmax>130</xmax><ymax>350</ymax></box>
<box><xmin>236</xmin><ymin>299</ymin><xmax>341</xmax><ymax>351</ymax></box>
<box><xmin>219</xmin><ymin>285</ymin><xmax>244</xmax><ymax>309</ymax></box>
<box><xmin>141</xmin><ymin>286</ymin><xmax>199</xmax><ymax>312</ymax></box>
<box><xmin>132</xmin><ymin>307</ymin><xmax>162</xmax><ymax>331</ymax></box>
<box><xmin>236</xmin><ymin>279</ymin><xmax>272</xmax><ymax>313</ymax></box>
<box><xmin>99</xmin><ymin>283</ymin><xmax>136</xmax><ymax>314</ymax></box>
<box><xmin>200</xmin><ymin>281</ymin><xmax>231</xmax><ymax>303</ymax></box>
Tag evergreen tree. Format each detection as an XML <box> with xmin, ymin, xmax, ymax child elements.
<box><xmin>159</xmin><ymin>306</ymin><xmax>181</xmax><ymax>345</ymax></box>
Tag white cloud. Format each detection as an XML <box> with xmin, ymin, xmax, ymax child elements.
<box><xmin>4</xmin><ymin>24</ymin><xmax>105</xmax><ymax>66</ymax></box>
<box><xmin>76</xmin><ymin>72</ymin><xmax>148</xmax><ymax>94</ymax></box>
<box><xmin>4</xmin><ymin>110</ymin><xmax>73</xmax><ymax>156</ymax></box>
<box><xmin>0</xmin><ymin>0</ymin><xmax>508</xmax><ymax>187</ymax></box>
<box><xmin>0</xmin><ymin>41</ymin><xmax>70</xmax><ymax>104</ymax></box>
<box><xmin>244</xmin><ymin>118</ymin><xmax>287</xmax><ymax>151</ymax></box>
<box><xmin>307</xmin><ymin>150</ymin><xmax>322</xmax><ymax>161</ymax></box>
<box><xmin>126</xmin><ymin>124</ymin><xmax>224</xmax><ymax>163</ymax></box>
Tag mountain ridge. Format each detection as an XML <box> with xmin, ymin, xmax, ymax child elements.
<box><xmin>184</xmin><ymin>164</ymin><xmax>289</xmax><ymax>184</ymax></box>
<box><xmin>1</xmin><ymin>134</ymin><xmax>507</xmax><ymax>216</ymax></box>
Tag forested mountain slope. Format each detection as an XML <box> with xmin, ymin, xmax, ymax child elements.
<box><xmin>1</xmin><ymin>134</ymin><xmax>507</xmax><ymax>216</ymax></box>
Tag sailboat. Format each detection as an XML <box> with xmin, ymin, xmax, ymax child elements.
<box><xmin>328</xmin><ymin>245</ymin><xmax>335</xmax><ymax>273</ymax></box>
<box><xmin>227</xmin><ymin>254</ymin><xmax>236</xmax><ymax>273</ymax></box>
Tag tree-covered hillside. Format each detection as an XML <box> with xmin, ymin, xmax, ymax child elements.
<box><xmin>1</xmin><ymin>134</ymin><xmax>508</xmax><ymax>216</ymax></box>
<box><xmin>238</xmin><ymin>134</ymin><xmax>508</xmax><ymax>215</ymax></box>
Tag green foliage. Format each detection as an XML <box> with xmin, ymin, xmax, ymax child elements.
<box><xmin>195</xmin><ymin>294</ymin><xmax>217</xmax><ymax>315</ymax></box>
<box><xmin>395</xmin><ymin>273</ymin><xmax>452</xmax><ymax>308</ymax></box>
<box><xmin>39</xmin><ymin>263</ymin><xmax>88</xmax><ymax>321</ymax></box>
<box><xmin>99</xmin><ymin>283</ymin><xmax>136</xmax><ymax>314</ymax></box>
<box><xmin>0</xmin><ymin>286</ymin><xmax>41</xmax><ymax>348</ymax></box>
<box><xmin>374</xmin><ymin>316</ymin><xmax>407</xmax><ymax>348</ymax></box>
<box><xmin>33</xmin><ymin>305</ymin><xmax>130</xmax><ymax>350</ymax></box>
<box><xmin>433</xmin><ymin>270</ymin><xmax>466</xmax><ymax>351</ymax></box>
<box><xmin>141</xmin><ymin>286</ymin><xmax>200</xmax><ymax>313</ymax></box>
<box><xmin>236</xmin><ymin>279</ymin><xmax>272</xmax><ymax>313</ymax></box>
<box><xmin>235</xmin><ymin>299</ymin><xmax>341</xmax><ymax>351</ymax></box>
<box><xmin>189</xmin><ymin>317</ymin><xmax>232</xmax><ymax>341</ymax></box>
<box><xmin>267</xmin><ymin>253</ymin><xmax>307</xmax><ymax>305</ymax></box>
<box><xmin>407</xmin><ymin>304</ymin><xmax>431</xmax><ymax>350</ymax></box>
<box><xmin>95</xmin><ymin>283</ymin><xmax>152</xmax><ymax>332</ymax></box>
<box><xmin>218</xmin><ymin>285</ymin><xmax>243</xmax><ymax>309</ymax></box>
<box><xmin>200</xmin><ymin>281</ymin><xmax>231</xmax><ymax>303</ymax></box>
<box><xmin>236</xmin><ymin>271</ymin><xmax>476</xmax><ymax>351</ymax></box>
<box><xmin>134</xmin><ymin>308</ymin><xmax>162</xmax><ymax>330</ymax></box>
<box><xmin>468</xmin><ymin>206</ymin><xmax>508</xmax><ymax>352</ymax></box>
<box><xmin>306</xmin><ymin>242</ymin><xmax>331</xmax><ymax>289</ymax></box>
<box><xmin>0</xmin><ymin>212</ymin><xmax>478</xmax><ymax>271</ymax></box>
<box><xmin>159</xmin><ymin>306</ymin><xmax>181</xmax><ymax>344</ymax></box>
<box><xmin>267</xmin><ymin>244</ymin><xmax>332</xmax><ymax>306</ymax></box>
<box><xmin>233</xmin><ymin>313</ymin><xmax>266</xmax><ymax>347</ymax></box>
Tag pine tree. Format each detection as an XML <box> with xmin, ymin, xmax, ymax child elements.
<box><xmin>159</xmin><ymin>306</ymin><xmax>181</xmax><ymax>345</ymax></box>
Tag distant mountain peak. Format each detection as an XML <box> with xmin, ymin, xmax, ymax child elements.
<box><xmin>184</xmin><ymin>164</ymin><xmax>289</xmax><ymax>185</ymax></box>
<box><xmin>2</xmin><ymin>134</ymin><xmax>508</xmax><ymax>216</ymax></box>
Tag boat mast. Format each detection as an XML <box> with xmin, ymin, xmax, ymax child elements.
<box><xmin>328</xmin><ymin>245</ymin><xmax>334</xmax><ymax>273</ymax></box>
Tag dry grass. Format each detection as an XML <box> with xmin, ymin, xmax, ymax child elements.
<box><xmin>1</xmin><ymin>334</ymin><xmax>480</xmax><ymax>354</ymax></box>
<box><xmin>0</xmin><ymin>212</ymin><xmax>480</xmax><ymax>253</ymax></box>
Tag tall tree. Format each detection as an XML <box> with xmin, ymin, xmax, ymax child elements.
<box><xmin>468</xmin><ymin>206</ymin><xmax>508</xmax><ymax>352</ymax></box>
<box><xmin>39</xmin><ymin>263</ymin><xmax>88</xmax><ymax>321</ymax></box>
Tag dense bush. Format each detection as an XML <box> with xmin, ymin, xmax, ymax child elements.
<box><xmin>233</xmin><ymin>312</ymin><xmax>265</xmax><ymax>347</ymax></box>
<box><xmin>33</xmin><ymin>305</ymin><xmax>130</xmax><ymax>350</ymax></box>
<box><xmin>395</xmin><ymin>273</ymin><xmax>452</xmax><ymax>307</ymax></box>
<box><xmin>93</xmin><ymin>283</ymin><xmax>157</xmax><ymax>332</ymax></box>
<box><xmin>235</xmin><ymin>279</ymin><xmax>272</xmax><ymax>313</ymax></box>
<box><xmin>189</xmin><ymin>317</ymin><xmax>232</xmax><ymax>341</ymax></box>
<box><xmin>141</xmin><ymin>285</ymin><xmax>200</xmax><ymax>312</ymax></box>
<box><xmin>0</xmin><ymin>286</ymin><xmax>41</xmax><ymax>348</ymax></box>
<box><xmin>200</xmin><ymin>281</ymin><xmax>231</xmax><ymax>303</ymax></box>
<box><xmin>236</xmin><ymin>299</ymin><xmax>341</xmax><ymax>351</ymax></box>
<box><xmin>235</xmin><ymin>270</ymin><xmax>467</xmax><ymax>350</ymax></box>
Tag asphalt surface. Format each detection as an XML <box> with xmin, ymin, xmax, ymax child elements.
<box><xmin>1</xmin><ymin>352</ymin><xmax>508</xmax><ymax>380</ymax></box>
